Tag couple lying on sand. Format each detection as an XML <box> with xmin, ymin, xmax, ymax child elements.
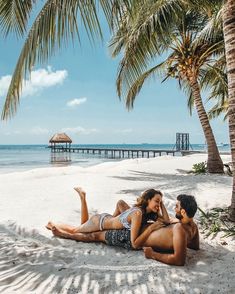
<box><xmin>46</xmin><ymin>187</ymin><xmax>199</xmax><ymax>266</ymax></box>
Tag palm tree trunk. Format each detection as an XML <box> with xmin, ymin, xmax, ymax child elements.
<box><xmin>223</xmin><ymin>0</ymin><xmax>235</xmax><ymax>221</ymax></box>
<box><xmin>189</xmin><ymin>78</ymin><xmax>224</xmax><ymax>173</ymax></box>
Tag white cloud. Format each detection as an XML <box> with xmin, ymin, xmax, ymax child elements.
<box><xmin>1</xmin><ymin>127</ymin><xmax>49</xmax><ymax>136</ymax></box>
<box><xmin>67</xmin><ymin>97</ymin><xmax>87</xmax><ymax>107</ymax></box>
<box><xmin>61</xmin><ymin>126</ymin><xmax>99</xmax><ymax>135</ymax></box>
<box><xmin>0</xmin><ymin>75</ymin><xmax>11</xmax><ymax>96</ymax></box>
<box><xmin>2</xmin><ymin>130</ymin><xmax>22</xmax><ymax>135</ymax></box>
<box><xmin>30</xmin><ymin>127</ymin><xmax>49</xmax><ymax>135</ymax></box>
<box><xmin>0</xmin><ymin>67</ymin><xmax>68</xmax><ymax>97</ymax></box>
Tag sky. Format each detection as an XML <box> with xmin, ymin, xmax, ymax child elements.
<box><xmin>0</xmin><ymin>5</ymin><xmax>229</xmax><ymax>145</ymax></box>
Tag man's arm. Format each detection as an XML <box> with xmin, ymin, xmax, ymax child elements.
<box><xmin>187</xmin><ymin>226</ymin><xmax>200</xmax><ymax>250</ymax></box>
<box><xmin>143</xmin><ymin>223</ymin><xmax>187</xmax><ymax>266</ymax></box>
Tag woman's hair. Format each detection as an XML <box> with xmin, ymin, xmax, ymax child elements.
<box><xmin>135</xmin><ymin>188</ymin><xmax>162</xmax><ymax>212</ymax></box>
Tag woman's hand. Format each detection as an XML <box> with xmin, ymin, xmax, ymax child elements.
<box><xmin>149</xmin><ymin>220</ymin><xmax>166</xmax><ymax>232</ymax></box>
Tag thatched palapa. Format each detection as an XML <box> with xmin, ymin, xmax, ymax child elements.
<box><xmin>49</xmin><ymin>133</ymin><xmax>72</xmax><ymax>150</ymax></box>
<box><xmin>49</xmin><ymin>133</ymin><xmax>72</xmax><ymax>144</ymax></box>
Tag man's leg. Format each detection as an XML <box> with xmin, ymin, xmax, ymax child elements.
<box><xmin>52</xmin><ymin>227</ymin><xmax>106</xmax><ymax>243</ymax></box>
<box><xmin>112</xmin><ymin>200</ymin><xmax>130</xmax><ymax>217</ymax></box>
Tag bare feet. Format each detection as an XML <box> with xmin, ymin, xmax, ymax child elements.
<box><xmin>51</xmin><ymin>226</ymin><xmax>63</xmax><ymax>237</ymax></box>
<box><xmin>74</xmin><ymin>187</ymin><xmax>86</xmax><ymax>200</ymax></box>
<box><xmin>52</xmin><ymin>226</ymin><xmax>72</xmax><ymax>239</ymax></box>
<box><xmin>46</xmin><ymin>221</ymin><xmax>55</xmax><ymax>230</ymax></box>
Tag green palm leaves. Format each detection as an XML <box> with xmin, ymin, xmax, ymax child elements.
<box><xmin>0</xmin><ymin>0</ymin><xmax>131</xmax><ymax>120</ymax></box>
<box><xmin>0</xmin><ymin>0</ymin><xmax>36</xmax><ymax>37</ymax></box>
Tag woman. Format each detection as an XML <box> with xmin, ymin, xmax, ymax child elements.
<box><xmin>46</xmin><ymin>187</ymin><xmax>169</xmax><ymax>249</ymax></box>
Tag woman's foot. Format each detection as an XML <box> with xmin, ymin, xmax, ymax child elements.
<box><xmin>46</xmin><ymin>221</ymin><xmax>55</xmax><ymax>230</ymax></box>
<box><xmin>74</xmin><ymin>187</ymin><xmax>86</xmax><ymax>200</ymax></box>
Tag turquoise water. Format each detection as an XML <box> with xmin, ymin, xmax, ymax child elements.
<box><xmin>0</xmin><ymin>144</ymin><xmax>230</xmax><ymax>174</ymax></box>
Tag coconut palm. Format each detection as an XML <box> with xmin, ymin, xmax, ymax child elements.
<box><xmin>111</xmin><ymin>6</ymin><xmax>224</xmax><ymax>173</ymax></box>
<box><xmin>192</xmin><ymin>0</ymin><xmax>235</xmax><ymax>219</ymax></box>
<box><xmin>112</xmin><ymin>0</ymin><xmax>235</xmax><ymax>219</ymax></box>
<box><xmin>222</xmin><ymin>0</ymin><xmax>235</xmax><ymax>220</ymax></box>
<box><xmin>1</xmin><ymin>0</ymin><xmax>235</xmax><ymax>218</ymax></box>
<box><xmin>200</xmin><ymin>57</ymin><xmax>228</xmax><ymax>121</ymax></box>
<box><xmin>186</xmin><ymin>0</ymin><xmax>235</xmax><ymax>219</ymax></box>
<box><xmin>0</xmin><ymin>0</ymin><xmax>131</xmax><ymax>120</ymax></box>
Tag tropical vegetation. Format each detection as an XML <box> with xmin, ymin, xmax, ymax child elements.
<box><xmin>0</xmin><ymin>0</ymin><xmax>234</xmax><ymax>220</ymax></box>
<box><xmin>110</xmin><ymin>7</ymin><xmax>224</xmax><ymax>173</ymax></box>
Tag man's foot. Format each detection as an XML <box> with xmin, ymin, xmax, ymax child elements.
<box><xmin>46</xmin><ymin>221</ymin><xmax>55</xmax><ymax>230</ymax></box>
<box><xmin>74</xmin><ymin>187</ymin><xmax>86</xmax><ymax>200</ymax></box>
<box><xmin>51</xmin><ymin>226</ymin><xmax>68</xmax><ymax>238</ymax></box>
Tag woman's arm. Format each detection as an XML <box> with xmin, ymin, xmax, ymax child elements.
<box><xmin>112</xmin><ymin>200</ymin><xmax>130</xmax><ymax>217</ymax></box>
<box><xmin>130</xmin><ymin>211</ymin><xmax>165</xmax><ymax>249</ymax></box>
<box><xmin>158</xmin><ymin>202</ymin><xmax>170</xmax><ymax>224</ymax></box>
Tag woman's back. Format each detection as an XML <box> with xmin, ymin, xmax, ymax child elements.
<box><xmin>103</xmin><ymin>207</ymin><xmax>142</xmax><ymax>230</ymax></box>
<box><xmin>119</xmin><ymin>207</ymin><xmax>142</xmax><ymax>229</ymax></box>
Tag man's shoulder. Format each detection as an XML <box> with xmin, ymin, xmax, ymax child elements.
<box><xmin>173</xmin><ymin>223</ymin><xmax>186</xmax><ymax>234</ymax></box>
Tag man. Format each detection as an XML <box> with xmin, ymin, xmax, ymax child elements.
<box><xmin>51</xmin><ymin>194</ymin><xmax>199</xmax><ymax>266</ymax></box>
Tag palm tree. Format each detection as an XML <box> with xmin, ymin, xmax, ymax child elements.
<box><xmin>111</xmin><ymin>7</ymin><xmax>224</xmax><ymax>173</ymax></box>
<box><xmin>186</xmin><ymin>0</ymin><xmax>235</xmax><ymax>219</ymax></box>
<box><xmin>202</xmin><ymin>58</ymin><xmax>228</xmax><ymax>120</ymax></box>
<box><xmin>222</xmin><ymin>0</ymin><xmax>235</xmax><ymax>220</ymax></box>
<box><xmin>195</xmin><ymin>0</ymin><xmax>235</xmax><ymax>219</ymax></box>
<box><xmin>1</xmin><ymin>0</ymin><xmax>235</xmax><ymax>218</ymax></box>
<box><xmin>0</xmin><ymin>0</ymin><xmax>130</xmax><ymax>119</ymax></box>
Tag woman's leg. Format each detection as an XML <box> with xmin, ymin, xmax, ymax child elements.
<box><xmin>47</xmin><ymin>214</ymin><xmax>101</xmax><ymax>234</ymax></box>
<box><xmin>46</xmin><ymin>187</ymin><xmax>89</xmax><ymax>232</ymax></box>
<box><xmin>46</xmin><ymin>221</ymin><xmax>78</xmax><ymax>233</ymax></box>
<box><xmin>112</xmin><ymin>200</ymin><xmax>130</xmax><ymax>217</ymax></box>
<box><xmin>74</xmin><ymin>187</ymin><xmax>89</xmax><ymax>224</ymax></box>
<box><xmin>52</xmin><ymin>226</ymin><xmax>106</xmax><ymax>242</ymax></box>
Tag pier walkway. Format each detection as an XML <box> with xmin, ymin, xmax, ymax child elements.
<box><xmin>48</xmin><ymin>146</ymin><xmax>177</xmax><ymax>158</ymax></box>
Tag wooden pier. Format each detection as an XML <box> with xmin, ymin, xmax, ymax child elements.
<box><xmin>48</xmin><ymin>146</ymin><xmax>177</xmax><ymax>158</ymax></box>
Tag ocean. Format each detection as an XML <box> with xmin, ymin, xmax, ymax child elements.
<box><xmin>0</xmin><ymin>144</ymin><xmax>230</xmax><ymax>174</ymax></box>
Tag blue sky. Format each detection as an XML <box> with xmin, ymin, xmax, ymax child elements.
<box><xmin>0</xmin><ymin>8</ymin><xmax>229</xmax><ymax>145</ymax></box>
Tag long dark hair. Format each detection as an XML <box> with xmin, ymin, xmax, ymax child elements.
<box><xmin>135</xmin><ymin>189</ymin><xmax>162</xmax><ymax>223</ymax></box>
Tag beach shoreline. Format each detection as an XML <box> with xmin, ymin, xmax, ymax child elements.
<box><xmin>0</xmin><ymin>154</ymin><xmax>234</xmax><ymax>293</ymax></box>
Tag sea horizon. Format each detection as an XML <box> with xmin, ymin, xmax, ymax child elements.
<box><xmin>0</xmin><ymin>143</ymin><xmax>230</xmax><ymax>175</ymax></box>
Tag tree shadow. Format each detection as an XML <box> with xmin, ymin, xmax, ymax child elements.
<box><xmin>110</xmin><ymin>170</ymin><xmax>231</xmax><ymax>215</ymax></box>
<box><xmin>0</xmin><ymin>223</ymin><xmax>234</xmax><ymax>293</ymax></box>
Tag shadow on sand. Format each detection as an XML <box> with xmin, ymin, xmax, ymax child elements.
<box><xmin>0</xmin><ymin>222</ymin><xmax>234</xmax><ymax>293</ymax></box>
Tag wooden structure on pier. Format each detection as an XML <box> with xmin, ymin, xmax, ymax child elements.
<box><xmin>49</xmin><ymin>133</ymin><xmax>72</xmax><ymax>150</ymax></box>
<box><xmin>174</xmin><ymin>133</ymin><xmax>192</xmax><ymax>151</ymax></box>
<box><xmin>48</xmin><ymin>145</ymin><xmax>176</xmax><ymax>158</ymax></box>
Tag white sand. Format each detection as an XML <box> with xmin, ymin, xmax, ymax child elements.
<box><xmin>0</xmin><ymin>154</ymin><xmax>234</xmax><ymax>293</ymax></box>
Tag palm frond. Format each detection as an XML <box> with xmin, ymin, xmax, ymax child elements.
<box><xmin>0</xmin><ymin>0</ymin><xmax>36</xmax><ymax>37</ymax></box>
<box><xmin>208</xmin><ymin>103</ymin><xmax>228</xmax><ymax>121</ymax></box>
<box><xmin>125</xmin><ymin>61</ymin><xmax>168</xmax><ymax>109</ymax></box>
<box><xmin>110</xmin><ymin>0</ymin><xmax>186</xmax><ymax>101</ymax></box>
<box><xmin>1</xmin><ymin>0</ymin><xmax>104</xmax><ymax>120</ymax></box>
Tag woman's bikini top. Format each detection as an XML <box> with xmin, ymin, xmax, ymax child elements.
<box><xmin>118</xmin><ymin>207</ymin><xmax>142</xmax><ymax>230</ymax></box>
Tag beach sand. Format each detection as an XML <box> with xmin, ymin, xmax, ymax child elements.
<box><xmin>0</xmin><ymin>154</ymin><xmax>234</xmax><ymax>293</ymax></box>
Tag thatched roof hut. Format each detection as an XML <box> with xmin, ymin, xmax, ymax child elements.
<box><xmin>49</xmin><ymin>133</ymin><xmax>72</xmax><ymax>144</ymax></box>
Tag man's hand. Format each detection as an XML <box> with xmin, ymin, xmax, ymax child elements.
<box><xmin>143</xmin><ymin>247</ymin><xmax>155</xmax><ymax>259</ymax></box>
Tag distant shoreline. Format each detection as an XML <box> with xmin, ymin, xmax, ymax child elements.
<box><xmin>0</xmin><ymin>144</ymin><xmax>231</xmax><ymax>175</ymax></box>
